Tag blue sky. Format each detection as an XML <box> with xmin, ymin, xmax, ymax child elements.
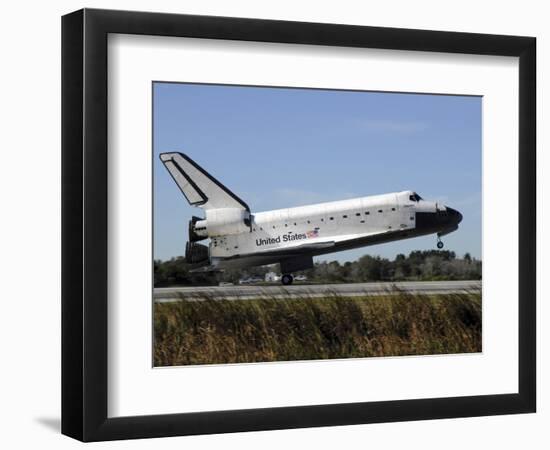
<box><xmin>153</xmin><ymin>82</ymin><xmax>481</xmax><ymax>262</ymax></box>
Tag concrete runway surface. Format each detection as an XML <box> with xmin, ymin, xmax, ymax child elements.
<box><xmin>154</xmin><ymin>280</ymin><xmax>481</xmax><ymax>302</ymax></box>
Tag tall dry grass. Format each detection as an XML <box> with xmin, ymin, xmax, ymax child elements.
<box><xmin>154</xmin><ymin>291</ymin><xmax>481</xmax><ymax>366</ymax></box>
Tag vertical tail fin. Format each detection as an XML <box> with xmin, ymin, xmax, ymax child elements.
<box><xmin>160</xmin><ymin>152</ymin><xmax>249</xmax><ymax>212</ymax></box>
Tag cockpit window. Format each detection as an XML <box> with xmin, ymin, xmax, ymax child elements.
<box><xmin>409</xmin><ymin>192</ymin><xmax>423</xmax><ymax>202</ymax></box>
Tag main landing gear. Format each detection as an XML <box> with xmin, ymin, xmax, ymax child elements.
<box><xmin>436</xmin><ymin>236</ymin><xmax>444</xmax><ymax>249</ymax></box>
<box><xmin>281</xmin><ymin>274</ymin><xmax>294</xmax><ymax>286</ymax></box>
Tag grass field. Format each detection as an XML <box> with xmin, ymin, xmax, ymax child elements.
<box><xmin>153</xmin><ymin>291</ymin><xmax>481</xmax><ymax>366</ymax></box>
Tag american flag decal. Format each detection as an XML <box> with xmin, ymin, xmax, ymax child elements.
<box><xmin>306</xmin><ymin>229</ymin><xmax>319</xmax><ymax>239</ymax></box>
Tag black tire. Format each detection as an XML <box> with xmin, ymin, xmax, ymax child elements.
<box><xmin>281</xmin><ymin>274</ymin><xmax>293</xmax><ymax>285</ymax></box>
<box><xmin>437</xmin><ymin>241</ymin><xmax>444</xmax><ymax>249</ymax></box>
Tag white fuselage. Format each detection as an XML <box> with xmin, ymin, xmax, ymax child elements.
<box><xmin>209</xmin><ymin>190</ymin><xmax>444</xmax><ymax>267</ymax></box>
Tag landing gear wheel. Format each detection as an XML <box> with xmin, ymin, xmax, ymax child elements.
<box><xmin>281</xmin><ymin>274</ymin><xmax>294</xmax><ymax>286</ymax></box>
<box><xmin>437</xmin><ymin>239</ymin><xmax>444</xmax><ymax>249</ymax></box>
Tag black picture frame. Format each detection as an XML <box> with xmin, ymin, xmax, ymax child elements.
<box><xmin>62</xmin><ymin>8</ymin><xmax>536</xmax><ymax>442</ymax></box>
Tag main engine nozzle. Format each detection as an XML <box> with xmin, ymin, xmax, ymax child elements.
<box><xmin>189</xmin><ymin>216</ymin><xmax>207</xmax><ymax>242</ymax></box>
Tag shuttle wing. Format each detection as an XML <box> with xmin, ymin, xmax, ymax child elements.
<box><xmin>239</xmin><ymin>241</ymin><xmax>335</xmax><ymax>259</ymax></box>
<box><xmin>160</xmin><ymin>152</ymin><xmax>250</xmax><ymax>211</ymax></box>
<box><xmin>189</xmin><ymin>242</ymin><xmax>335</xmax><ymax>273</ymax></box>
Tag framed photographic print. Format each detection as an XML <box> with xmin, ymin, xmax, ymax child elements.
<box><xmin>62</xmin><ymin>8</ymin><xmax>536</xmax><ymax>441</ymax></box>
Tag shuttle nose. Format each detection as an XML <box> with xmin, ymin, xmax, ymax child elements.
<box><xmin>446</xmin><ymin>207</ymin><xmax>463</xmax><ymax>226</ymax></box>
<box><xmin>415</xmin><ymin>204</ymin><xmax>463</xmax><ymax>236</ymax></box>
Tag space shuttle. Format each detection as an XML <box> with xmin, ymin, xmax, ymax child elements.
<box><xmin>160</xmin><ymin>152</ymin><xmax>463</xmax><ymax>285</ymax></box>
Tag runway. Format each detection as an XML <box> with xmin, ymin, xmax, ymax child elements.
<box><xmin>154</xmin><ymin>280</ymin><xmax>481</xmax><ymax>302</ymax></box>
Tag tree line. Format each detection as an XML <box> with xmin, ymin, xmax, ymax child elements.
<box><xmin>154</xmin><ymin>250</ymin><xmax>481</xmax><ymax>287</ymax></box>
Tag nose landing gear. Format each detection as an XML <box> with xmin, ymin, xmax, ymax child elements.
<box><xmin>281</xmin><ymin>274</ymin><xmax>294</xmax><ymax>286</ymax></box>
<box><xmin>436</xmin><ymin>236</ymin><xmax>444</xmax><ymax>249</ymax></box>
